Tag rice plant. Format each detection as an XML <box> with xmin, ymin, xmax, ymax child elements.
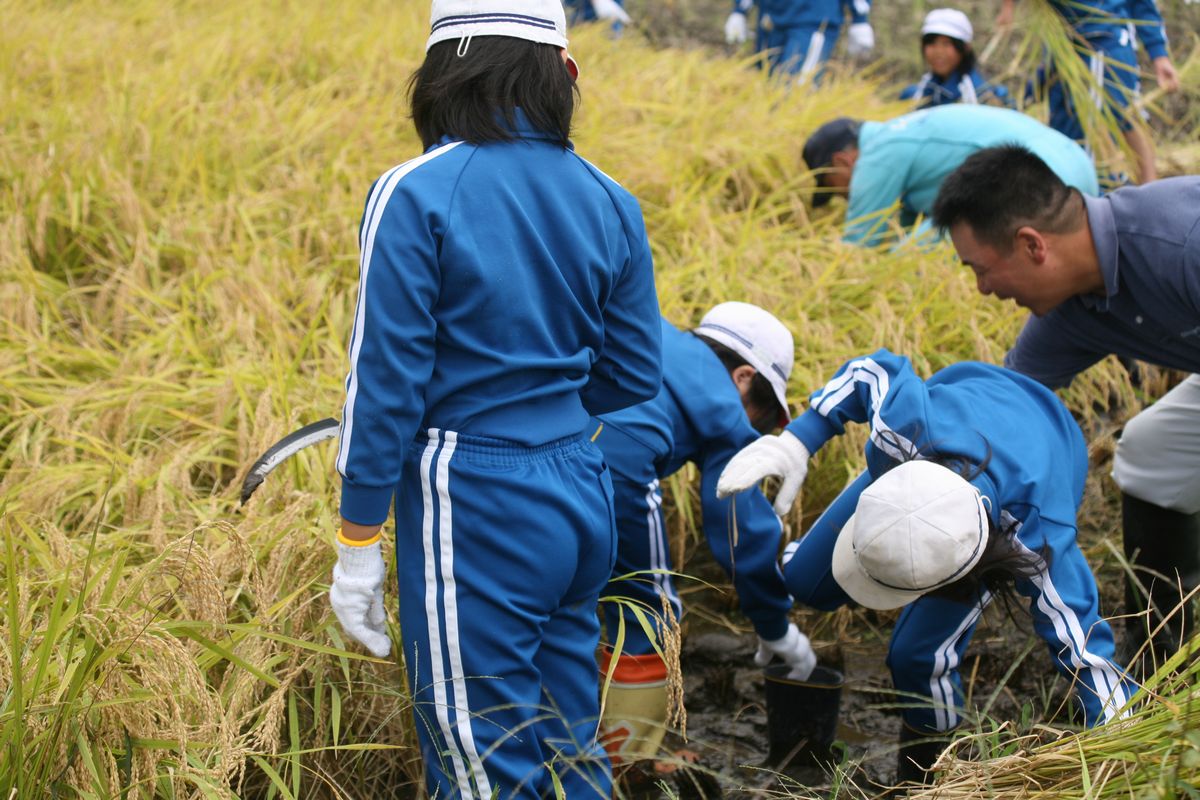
<box><xmin>0</xmin><ymin>0</ymin><xmax>1194</xmax><ymax>796</ymax></box>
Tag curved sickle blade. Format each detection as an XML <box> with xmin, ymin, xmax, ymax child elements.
<box><xmin>240</xmin><ymin>417</ymin><xmax>340</xmax><ymax>505</ymax></box>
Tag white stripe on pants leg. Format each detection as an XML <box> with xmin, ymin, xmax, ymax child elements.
<box><xmin>797</xmin><ymin>30</ymin><xmax>825</xmax><ymax>85</ymax></box>
<box><xmin>927</xmin><ymin>592</ymin><xmax>990</xmax><ymax>731</ymax></box>
<box><xmin>419</xmin><ymin>430</ymin><xmax>473</xmax><ymax>795</ymax></box>
<box><xmin>645</xmin><ymin>480</ymin><xmax>681</xmax><ymax>620</ymax></box>
<box><xmin>435</xmin><ymin>431</ymin><xmax>493</xmax><ymax>797</ymax></box>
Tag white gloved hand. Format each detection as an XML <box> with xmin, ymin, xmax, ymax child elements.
<box><xmin>329</xmin><ymin>539</ymin><xmax>392</xmax><ymax>658</ymax></box>
<box><xmin>724</xmin><ymin>11</ymin><xmax>749</xmax><ymax>44</ymax></box>
<box><xmin>716</xmin><ymin>430</ymin><xmax>810</xmax><ymax>515</ymax></box>
<box><xmin>846</xmin><ymin>22</ymin><xmax>875</xmax><ymax>57</ymax></box>
<box><xmin>755</xmin><ymin>623</ymin><xmax>817</xmax><ymax>681</ymax></box>
<box><xmin>591</xmin><ymin>0</ymin><xmax>632</xmax><ymax>24</ymax></box>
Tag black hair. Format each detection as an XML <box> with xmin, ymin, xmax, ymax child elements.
<box><xmin>921</xmin><ymin>32</ymin><xmax>976</xmax><ymax>75</ymax></box>
<box><xmin>408</xmin><ymin>37</ymin><xmax>578</xmax><ymax>150</ymax></box>
<box><xmin>931</xmin><ymin>145</ymin><xmax>1085</xmax><ymax>250</ymax></box>
<box><xmin>876</xmin><ymin>429</ymin><xmax>1047</xmax><ymax>608</ymax></box>
<box><xmin>694</xmin><ymin>334</ymin><xmax>782</xmax><ymax>434</ymax></box>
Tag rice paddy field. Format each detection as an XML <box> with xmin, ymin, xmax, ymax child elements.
<box><xmin>2</xmin><ymin>0</ymin><xmax>1199</xmax><ymax>797</ymax></box>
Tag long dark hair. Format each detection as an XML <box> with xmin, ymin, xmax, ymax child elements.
<box><xmin>876</xmin><ymin>429</ymin><xmax>1046</xmax><ymax>607</ymax></box>
<box><xmin>408</xmin><ymin>37</ymin><xmax>578</xmax><ymax>150</ymax></box>
<box><xmin>921</xmin><ymin>32</ymin><xmax>976</xmax><ymax>76</ymax></box>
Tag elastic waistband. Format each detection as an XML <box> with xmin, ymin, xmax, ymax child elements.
<box><xmin>413</xmin><ymin>428</ymin><xmax>590</xmax><ymax>465</ymax></box>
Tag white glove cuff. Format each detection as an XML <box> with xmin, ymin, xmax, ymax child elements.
<box><xmin>336</xmin><ymin>540</ymin><xmax>384</xmax><ymax>574</ymax></box>
<box><xmin>764</xmin><ymin>622</ymin><xmax>801</xmax><ymax>649</ymax></box>
<box><xmin>778</xmin><ymin>430</ymin><xmax>810</xmax><ymax>467</ymax></box>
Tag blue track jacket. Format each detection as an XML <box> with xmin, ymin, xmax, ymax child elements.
<box><xmin>786</xmin><ymin>350</ymin><xmax>1134</xmax><ymax>726</ymax></box>
<box><xmin>900</xmin><ymin>68</ymin><xmax>1012</xmax><ymax>108</ymax></box>
<box><xmin>597</xmin><ymin>320</ymin><xmax>793</xmax><ymax>639</ymax></box>
<box><xmin>337</xmin><ymin>112</ymin><xmax>663</xmax><ymax>526</ymax></box>
<box><xmin>1048</xmin><ymin>0</ymin><xmax>1169</xmax><ymax>58</ymax></box>
<box><xmin>732</xmin><ymin>0</ymin><xmax>869</xmax><ymax>29</ymax></box>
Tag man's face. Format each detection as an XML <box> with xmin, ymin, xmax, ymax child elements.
<box><xmin>948</xmin><ymin>221</ymin><xmax>1061</xmax><ymax>316</ymax></box>
<box><xmin>823</xmin><ymin>148</ymin><xmax>857</xmax><ymax>194</ymax></box>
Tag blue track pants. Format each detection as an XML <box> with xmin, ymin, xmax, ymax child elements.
<box><xmin>783</xmin><ymin>469</ymin><xmax>1133</xmax><ymax>733</ymax></box>
<box><xmin>395</xmin><ymin>429</ymin><xmax>616</xmax><ymax>798</ymax></box>
<box><xmin>1047</xmin><ymin>36</ymin><xmax>1142</xmax><ymax>141</ymax></box>
<box><xmin>757</xmin><ymin>22</ymin><xmax>841</xmax><ymax>82</ymax></box>
<box><xmin>600</xmin><ymin>475</ymin><xmax>683</xmax><ymax>655</ymax></box>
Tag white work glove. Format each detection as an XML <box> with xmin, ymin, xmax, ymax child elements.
<box><xmin>755</xmin><ymin>623</ymin><xmax>817</xmax><ymax>681</ymax></box>
<box><xmin>591</xmin><ymin>0</ymin><xmax>632</xmax><ymax>24</ymax></box>
<box><xmin>846</xmin><ymin>22</ymin><xmax>875</xmax><ymax>57</ymax></box>
<box><xmin>716</xmin><ymin>430</ymin><xmax>810</xmax><ymax>516</ymax></box>
<box><xmin>329</xmin><ymin>539</ymin><xmax>392</xmax><ymax>658</ymax></box>
<box><xmin>724</xmin><ymin>11</ymin><xmax>749</xmax><ymax>44</ymax></box>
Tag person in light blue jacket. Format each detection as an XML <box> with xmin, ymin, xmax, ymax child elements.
<box><xmin>802</xmin><ymin>105</ymin><xmax>1098</xmax><ymax>247</ymax></box>
<box><xmin>717</xmin><ymin>349</ymin><xmax>1136</xmax><ymax>788</ymax></box>
<box><xmin>593</xmin><ymin>304</ymin><xmax>812</xmax><ymax>763</ymax></box>
<box><xmin>900</xmin><ymin>9</ymin><xmax>1011</xmax><ymax>109</ymax></box>
<box><xmin>724</xmin><ymin>0</ymin><xmax>874</xmax><ymax>83</ymax></box>
<box><xmin>328</xmin><ymin>0</ymin><xmax>662</xmax><ymax>796</ymax></box>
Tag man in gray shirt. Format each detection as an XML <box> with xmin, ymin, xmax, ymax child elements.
<box><xmin>931</xmin><ymin>145</ymin><xmax>1200</xmax><ymax>673</ymax></box>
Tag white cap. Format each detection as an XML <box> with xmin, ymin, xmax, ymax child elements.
<box><xmin>921</xmin><ymin>8</ymin><xmax>973</xmax><ymax>44</ymax></box>
<box><xmin>694</xmin><ymin>302</ymin><xmax>794</xmax><ymax>426</ymax></box>
<box><xmin>426</xmin><ymin>0</ymin><xmax>569</xmax><ymax>52</ymax></box>
<box><xmin>831</xmin><ymin>461</ymin><xmax>988</xmax><ymax>610</ymax></box>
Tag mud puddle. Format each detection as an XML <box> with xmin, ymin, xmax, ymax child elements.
<box><xmin>618</xmin><ymin>601</ymin><xmax>1076</xmax><ymax>799</ymax></box>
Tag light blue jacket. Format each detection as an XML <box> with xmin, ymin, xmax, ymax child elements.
<box><xmin>844</xmin><ymin>105</ymin><xmax>1098</xmax><ymax>246</ymax></box>
<box><xmin>337</xmin><ymin>112</ymin><xmax>662</xmax><ymax>525</ymax></box>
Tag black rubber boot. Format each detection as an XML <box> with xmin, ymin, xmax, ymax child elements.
<box><xmin>1121</xmin><ymin>493</ymin><xmax>1200</xmax><ymax>675</ymax></box>
<box><xmin>763</xmin><ymin>664</ymin><xmax>844</xmax><ymax>770</ymax></box>
<box><xmin>894</xmin><ymin>724</ymin><xmax>949</xmax><ymax>791</ymax></box>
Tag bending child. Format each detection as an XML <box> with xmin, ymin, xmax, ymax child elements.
<box><xmin>719</xmin><ymin>349</ymin><xmax>1135</xmax><ymax>788</ymax></box>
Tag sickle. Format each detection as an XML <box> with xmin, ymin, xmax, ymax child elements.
<box><xmin>240</xmin><ymin>417</ymin><xmax>340</xmax><ymax>505</ymax></box>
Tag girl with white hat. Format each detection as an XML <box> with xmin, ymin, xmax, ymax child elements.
<box><xmin>718</xmin><ymin>349</ymin><xmax>1135</xmax><ymax>788</ymax></box>
<box><xmin>329</xmin><ymin>0</ymin><xmax>662</xmax><ymax>796</ymax></box>
<box><xmin>901</xmin><ymin>8</ymin><xmax>1011</xmax><ymax>108</ymax></box>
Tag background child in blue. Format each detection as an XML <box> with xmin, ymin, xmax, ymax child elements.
<box><xmin>328</xmin><ymin>0</ymin><xmax>662</xmax><ymax>796</ymax></box>
<box><xmin>997</xmin><ymin>0</ymin><xmax>1180</xmax><ymax>183</ymax></box>
<box><xmin>724</xmin><ymin>0</ymin><xmax>875</xmax><ymax>84</ymax></box>
<box><xmin>901</xmin><ymin>9</ymin><xmax>1011</xmax><ymax>108</ymax></box>
<box><xmin>718</xmin><ymin>350</ymin><xmax>1136</xmax><ymax>788</ymax></box>
<box><xmin>592</xmin><ymin>303</ymin><xmax>815</xmax><ymax>762</ymax></box>
<box><xmin>564</xmin><ymin>0</ymin><xmax>631</xmax><ymax>33</ymax></box>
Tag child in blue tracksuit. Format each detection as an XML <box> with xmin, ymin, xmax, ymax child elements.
<box><xmin>724</xmin><ymin>0</ymin><xmax>874</xmax><ymax>83</ymax></box>
<box><xmin>329</xmin><ymin>1</ymin><xmax>662</xmax><ymax>797</ymax></box>
<box><xmin>901</xmin><ymin>9</ymin><xmax>1011</xmax><ymax>109</ymax></box>
<box><xmin>718</xmin><ymin>350</ymin><xmax>1136</xmax><ymax>786</ymax></box>
<box><xmin>592</xmin><ymin>304</ymin><xmax>812</xmax><ymax>762</ymax></box>
<box><xmin>998</xmin><ymin>0</ymin><xmax>1179</xmax><ymax>182</ymax></box>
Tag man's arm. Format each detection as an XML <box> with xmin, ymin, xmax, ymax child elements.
<box><xmin>843</xmin><ymin>148</ymin><xmax>910</xmax><ymax>247</ymax></box>
<box><xmin>1003</xmin><ymin>313</ymin><xmax>1105</xmax><ymax>390</ymax></box>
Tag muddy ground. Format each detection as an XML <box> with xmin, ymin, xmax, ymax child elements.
<box><xmin>623</xmin><ymin>536</ymin><xmax>1114</xmax><ymax>800</ymax></box>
